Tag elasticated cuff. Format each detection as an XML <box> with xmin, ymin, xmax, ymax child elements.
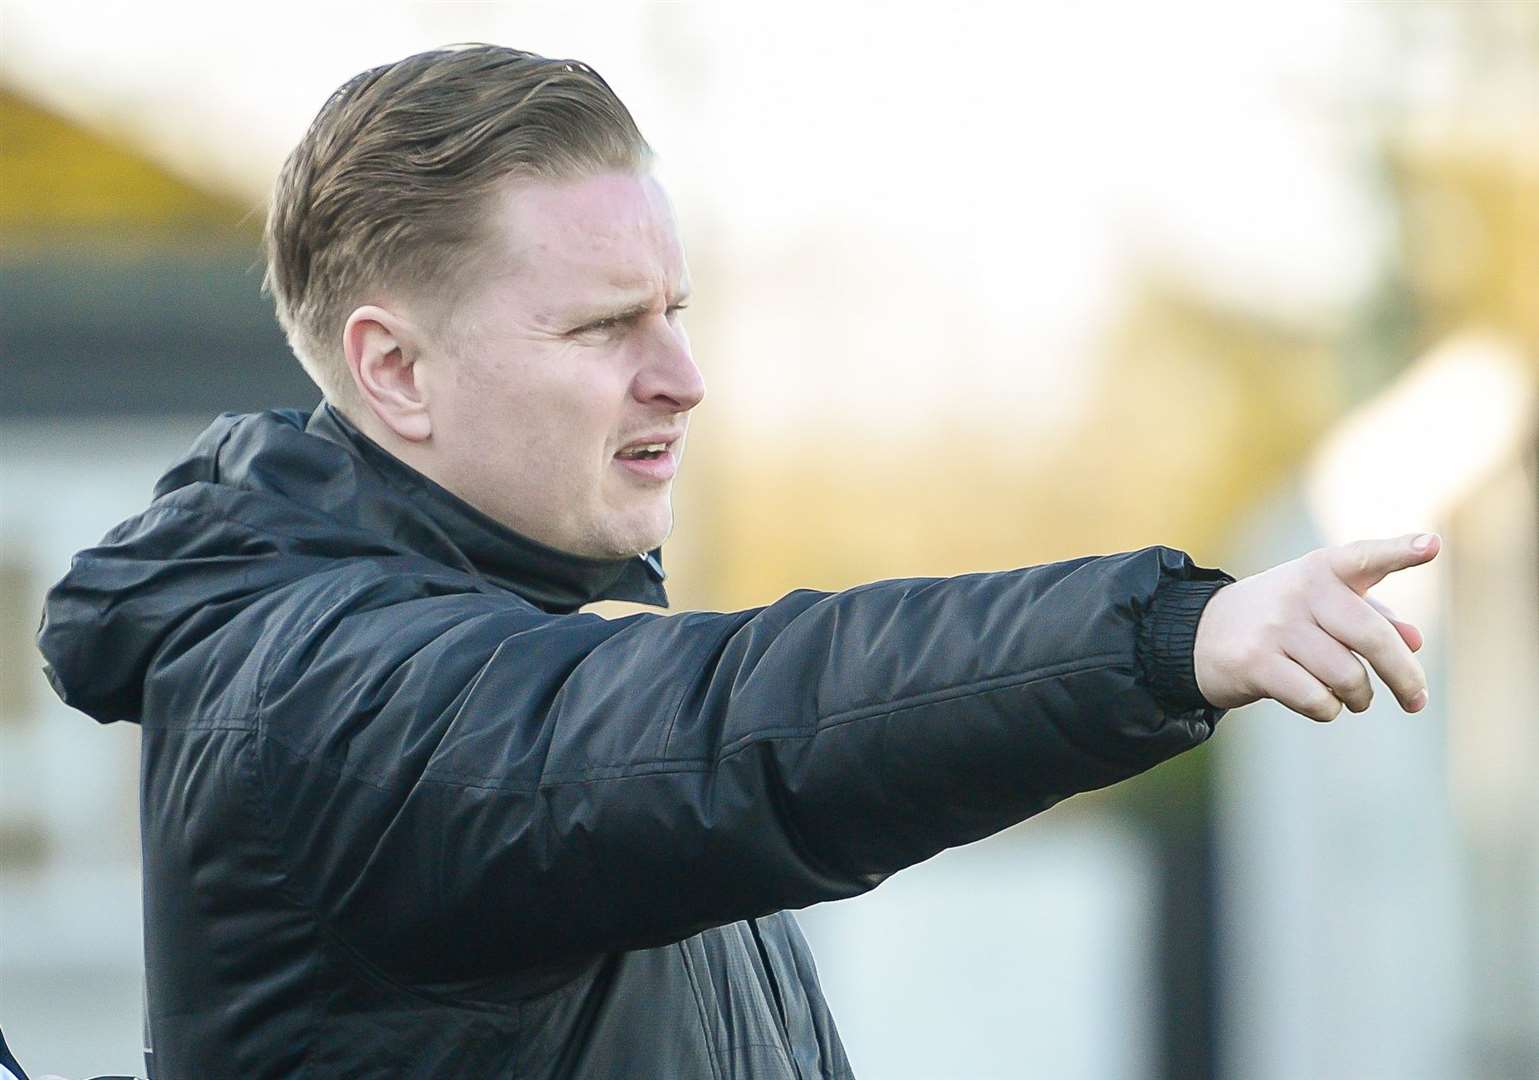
<box><xmin>1136</xmin><ymin>572</ymin><xmax>1235</xmax><ymax>713</ymax></box>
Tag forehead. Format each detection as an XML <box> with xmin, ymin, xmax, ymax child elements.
<box><xmin>484</xmin><ymin>171</ymin><xmax>687</xmax><ymax>299</ymax></box>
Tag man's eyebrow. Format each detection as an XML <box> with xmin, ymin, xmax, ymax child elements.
<box><xmin>586</xmin><ymin>300</ymin><xmax>652</xmax><ymax>323</ymax></box>
<box><xmin>567</xmin><ymin>287</ymin><xmax>693</xmax><ymax>326</ymax></box>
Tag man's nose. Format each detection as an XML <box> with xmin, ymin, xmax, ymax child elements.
<box><xmin>632</xmin><ymin>320</ymin><xmax>706</xmax><ymax>412</ymax></box>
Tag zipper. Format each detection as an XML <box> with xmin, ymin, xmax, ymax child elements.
<box><xmin>746</xmin><ymin>917</ymin><xmax>804</xmax><ymax>1079</ymax></box>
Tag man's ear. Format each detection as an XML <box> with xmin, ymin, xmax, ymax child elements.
<box><xmin>342</xmin><ymin>305</ymin><xmax>433</xmax><ymax>443</ymax></box>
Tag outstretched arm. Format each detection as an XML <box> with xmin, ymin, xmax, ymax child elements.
<box><xmin>255</xmin><ymin>545</ymin><xmax>1232</xmax><ymax>981</ymax></box>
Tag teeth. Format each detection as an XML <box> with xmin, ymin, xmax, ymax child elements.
<box><xmin>621</xmin><ymin>443</ymin><xmax>668</xmax><ymax>457</ymax></box>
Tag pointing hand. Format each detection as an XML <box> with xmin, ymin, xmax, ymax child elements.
<box><xmin>1192</xmin><ymin>533</ymin><xmax>1440</xmax><ymax>722</ymax></box>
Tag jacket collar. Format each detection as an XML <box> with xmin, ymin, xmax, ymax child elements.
<box><xmin>305</xmin><ymin>401</ymin><xmax>668</xmax><ymax>613</ymax></box>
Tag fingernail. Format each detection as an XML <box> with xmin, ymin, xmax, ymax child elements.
<box><xmin>1411</xmin><ymin>688</ymin><xmax>1429</xmax><ymax>710</ymax></box>
<box><xmin>1412</xmin><ymin>533</ymin><xmax>1436</xmax><ymax>552</ymax></box>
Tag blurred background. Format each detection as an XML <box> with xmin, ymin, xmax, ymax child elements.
<box><xmin>1</xmin><ymin>1</ymin><xmax>1535</xmax><ymax>1077</ymax></box>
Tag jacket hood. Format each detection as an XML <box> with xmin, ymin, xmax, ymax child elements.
<box><xmin>36</xmin><ymin>401</ymin><xmax>668</xmax><ymax>725</ymax></box>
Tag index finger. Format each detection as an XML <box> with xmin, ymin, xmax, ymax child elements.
<box><xmin>1327</xmin><ymin>532</ymin><xmax>1441</xmax><ymax>595</ymax></box>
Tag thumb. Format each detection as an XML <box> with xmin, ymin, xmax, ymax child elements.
<box><xmin>1328</xmin><ymin>532</ymin><xmax>1441</xmax><ymax>594</ymax></box>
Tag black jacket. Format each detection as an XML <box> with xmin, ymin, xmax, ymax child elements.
<box><xmin>37</xmin><ymin>402</ymin><xmax>1235</xmax><ymax>1079</ymax></box>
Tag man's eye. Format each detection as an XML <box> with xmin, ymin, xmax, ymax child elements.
<box><xmin>573</xmin><ymin>306</ymin><xmax>687</xmax><ymax>336</ymax></box>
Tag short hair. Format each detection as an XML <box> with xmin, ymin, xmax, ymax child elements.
<box><xmin>262</xmin><ymin>44</ymin><xmax>653</xmax><ymax>412</ymax></box>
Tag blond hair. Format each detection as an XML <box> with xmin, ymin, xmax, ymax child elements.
<box><xmin>262</xmin><ymin>44</ymin><xmax>653</xmax><ymax>411</ymax></box>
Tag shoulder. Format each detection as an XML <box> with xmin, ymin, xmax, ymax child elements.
<box><xmin>255</xmin><ymin>556</ymin><xmax>539</xmax><ymax>699</ymax></box>
<box><xmin>251</xmin><ymin>559</ymin><xmax>628</xmax><ymax>763</ymax></box>
<box><xmin>142</xmin><ymin>553</ymin><xmax>528</xmax><ymax>728</ymax></box>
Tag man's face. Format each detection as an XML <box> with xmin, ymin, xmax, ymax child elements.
<box><xmin>416</xmin><ymin>170</ymin><xmax>703</xmax><ymax>560</ymax></box>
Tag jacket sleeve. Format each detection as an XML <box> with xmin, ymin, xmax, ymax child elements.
<box><xmin>253</xmin><ymin>545</ymin><xmax>1233</xmax><ymax>980</ymax></box>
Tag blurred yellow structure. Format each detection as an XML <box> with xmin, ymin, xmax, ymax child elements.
<box><xmin>0</xmin><ymin>89</ymin><xmax>257</xmax><ymax>251</ymax></box>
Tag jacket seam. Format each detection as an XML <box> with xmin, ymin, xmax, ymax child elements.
<box><xmin>656</xmin><ymin>612</ymin><xmax>761</xmax><ymax>759</ymax></box>
<box><xmin>231</xmin><ymin>729</ymin><xmax>323</xmax><ymax>1079</ymax></box>
<box><xmin>251</xmin><ymin>651</ymin><xmax>1129</xmax><ymax>796</ymax></box>
<box><xmin>138</xmin><ymin>718</ymin><xmax>260</xmax><ymax>731</ymax></box>
<box><xmin>137</xmin><ymin>494</ymin><xmax>412</xmax><ymax>554</ymax></box>
<box><xmin>126</xmin><ymin>499</ymin><xmax>342</xmax><ymax>546</ymax></box>
<box><xmin>676</xmin><ymin>942</ymin><xmax>728</xmax><ymax>1080</ymax></box>
<box><xmin>126</xmin><ymin>501</ymin><xmax>501</xmax><ymax>599</ymax></box>
<box><xmin>779</xmin><ymin>650</ymin><xmax>1122</xmax><ymax>738</ymax></box>
<box><xmin>474</xmin><ymin>652</ymin><xmax>1125</xmax><ymax>788</ymax></box>
<box><xmin>747</xmin><ymin>917</ymin><xmax>801</xmax><ymax>1078</ymax></box>
<box><xmin>206</xmin><ymin>414</ymin><xmax>242</xmax><ymax>486</ymax></box>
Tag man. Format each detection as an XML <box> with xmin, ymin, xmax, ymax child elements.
<box><xmin>37</xmin><ymin>44</ymin><xmax>1438</xmax><ymax>1079</ymax></box>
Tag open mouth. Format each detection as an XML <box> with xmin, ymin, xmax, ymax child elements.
<box><xmin>615</xmin><ymin>442</ymin><xmax>671</xmax><ymax>461</ymax></box>
<box><xmin>613</xmin><ymin>436</ymin><xmax>680</xmax><ymax>482</ymax></box>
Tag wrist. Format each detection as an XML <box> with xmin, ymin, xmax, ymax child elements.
<box><xmin>1137</xmin><ymin>572</ymin><xmax>1234</xmax><ymax>713</ymax></box>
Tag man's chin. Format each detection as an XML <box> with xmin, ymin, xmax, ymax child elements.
<box><xmin>591</xmin><ymin>504</ymin><xmax>672</xmax><ymax>560</ymax></box>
